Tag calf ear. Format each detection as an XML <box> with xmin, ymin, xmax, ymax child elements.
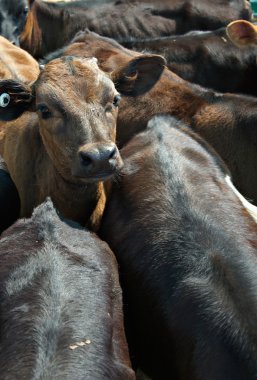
<box><xmin>0</xmin><ymin>80</ymin><xmax>34</xmax><ymax>121</ymax></box>
<box><xmin>226</xmin><ymin>20</ymin><xmax>257</xmax><ymax>47</ymax></box>
<box><xmin>112</xmin><ymin>54</ymin><xmax>166</xmax><ymax>96</ymax></box>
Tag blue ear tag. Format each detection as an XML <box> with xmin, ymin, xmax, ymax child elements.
<box><xmin>0</xmin><ymin>93</ymin><xmax>10</xmax><ymax>108</ymax></box>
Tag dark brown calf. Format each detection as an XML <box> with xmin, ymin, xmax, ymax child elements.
<box><xmin>0</xmin><ymin>198</ymin><xmax>135</xmax><ymax>379</ymax></box>
<box><xmin>46</xmin><ymin>30</ymin><xmax>257</xmax><ymax>205</ymax></box>
<box><xmin>120</xmin><ymin>27</ymin><xmax>257</xmax><ymax>96</ymax></box>
<box><xmin>0</xmin><ymin>54</ymin><xmax>165</xmax><ymax>227</ymax></box>
<box><xmin>100</xmin><ymin>115</ymin><xmax>257</xmax><ymax>380</ymax></box>
<box><xmin>1</xmin><ymin>0</ymin><xmax>251</xmax><ymax>58</ymax></box>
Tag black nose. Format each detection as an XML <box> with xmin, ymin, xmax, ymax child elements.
<box><xmin>79</xmin><ymin>145</ymin><xmax>118</xmax><ymax>167</ymax></box>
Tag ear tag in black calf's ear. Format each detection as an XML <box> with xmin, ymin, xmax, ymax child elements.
<box><xmin>0</xmin><ymin>93</ymin><xmax>10</xmax><ymax>108</ymax></box>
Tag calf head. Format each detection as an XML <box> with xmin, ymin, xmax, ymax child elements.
<box><xmin>0</xmin><ymin>0</ymin><xmax>30</xmax><ymax>45</ymax></box>
<box><xmin>0</xmin><ymin>54</ymin><xmax>165</xmax><ymax>184</ymax></box>
<box><xmin>226</xmin><ymin>19</ymin><xmax>257</xmax><ymax>47</ymax></box>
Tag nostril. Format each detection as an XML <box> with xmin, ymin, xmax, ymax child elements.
<box><xmin>79</xmin><ymin>145</ymin><xmax>119</xmax><ymax>168</ymax></box>
<box><xmin>109</xmin><ymin>146</ymin><xmax>117</xmax><ymax>160</ymax></box>
<box><xmin>79</xmin><ymin>151</ymin><xmax>93</xmax><ymax>167</ymax></box>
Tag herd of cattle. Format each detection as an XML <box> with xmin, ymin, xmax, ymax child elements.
<box><xmin>1</xmin><ymin>0</ymin><xmax>257</xmax><ymax>379</ymax></box>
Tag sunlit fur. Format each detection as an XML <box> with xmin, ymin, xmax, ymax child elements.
<box><xmin>0</xmin><ymin>199</ymin><xmax>135</xmax><ymax>379</ymax></box>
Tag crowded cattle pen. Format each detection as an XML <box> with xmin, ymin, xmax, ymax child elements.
<box><xmin>1</xmin><ymin>0</ymin><xmax>257</xmax><ymax>379</ymax></box>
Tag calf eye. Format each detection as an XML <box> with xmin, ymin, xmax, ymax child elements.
<box><xmin>113</xmin><ymin>94</ymin><xmax>121</xmax><ymax>107</ymax></box>
<box><xmin>37</xmin><ymin>104</ymin><xmax>52</xmax><ymax>119</ymax></box>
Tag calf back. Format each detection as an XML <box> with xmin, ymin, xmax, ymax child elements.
<box><xmin>0</xmin><ymin>199</ymin><xmax>135</xmax><ymax>379</ymax></box>
<box><xmin>100</xmin><ymin>116</ymin><xmax>257</xmax><ymax>380</ymax></box>
<box><xmin>16</xmin><ymin>0</ymin><xmax>251</xmax><ymax>57</ymax></box>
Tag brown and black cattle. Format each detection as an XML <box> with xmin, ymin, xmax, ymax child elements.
<box><xmin>120</xmin><ymin>27</ymin><xmax>257</xmax><ymax>96</ymax></box>
<box><xmin>0</xmin><ymin>155</ymin><xmax>20</xmax><ymax>234</ymax></box>
<box><xmin>0</xmin><ymin>0</ymin><xmax>251</xmax><ymax>58</ymax></box>
<box><xmin>45</xmin><ymin>29</ymin><xmax>257</xmax><ymax>206</ymax></box>
<box><xmin>0</xmin><ymin>35</ymin><xmax>39</xmax><ymax>83</ymax></box>
<box><xmin>0</xmin><ymin>198</ymin><xmax>135</xmax><ymax>380</ymax></box>
<box><xmin>0</xmin><ymin>53</ymin><xmax>165</xmax><ymax>228</ymax></box>
<box><xmin>100</xmin><ymin>115</ymin><xmax>257</xmax><ymax>380</ymax></box>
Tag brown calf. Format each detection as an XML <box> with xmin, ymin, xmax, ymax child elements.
<box><xmin>0</xmin><ymin>35</ymin><xmax>39</xmax><ymax>83</ymax></box>
<box><xmin>0</xmin><ymin>54</ymin><xmax>165</xmax><ymax>227</ymax></box>
<box><xmin>45</xmin><ymin>30</ymin><xmax>257</xmax><ymax>205</ymax></box>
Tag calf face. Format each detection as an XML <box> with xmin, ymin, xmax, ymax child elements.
<box><xmin>35</xmin><ymin>57</ymin><xmax>122</xmax><ymax>183</ymax></box>
<box><xmin>0</xmin><ymin>55</ymin><xmax>164</xmax><ymax>185</ymax></box>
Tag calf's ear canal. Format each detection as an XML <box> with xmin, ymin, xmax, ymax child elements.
<box><xmin>0</xmin><ymin>80</ymin><xmax>35</xmax><ymax>121</ymax></box>
<box><xmin>112</xmin><ymin>54</ymin><xmax>166</xmax><ymax>96</ymax></box>
<box><xmin>226</xmin><ymin>20</ymin><xmax>257</xmax><ymax>47</ymax></box>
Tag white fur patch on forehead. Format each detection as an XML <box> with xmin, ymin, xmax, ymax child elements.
<box><xmin>79</xmin><ymin>57</ymin><xmax>112</xmax><ymax>89</ymax></box>
<box><xmin>79</xmin><ymin>57</ymin><xmax>99</xmax><ymax>68</ymax></box>
<box><xmin>88</xmin><ymin>57</ymin><xmax>98</xmax><ymax>65</ymax></box>
<box><xmin>102</xmin><ymin>73</ymin><xmax>117</xmax><ymax>93</ymax></box>
<box><xmin>48</xmin><ymin>56</ymin><xmax>100</xmax><ymax>77</ymax></box>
